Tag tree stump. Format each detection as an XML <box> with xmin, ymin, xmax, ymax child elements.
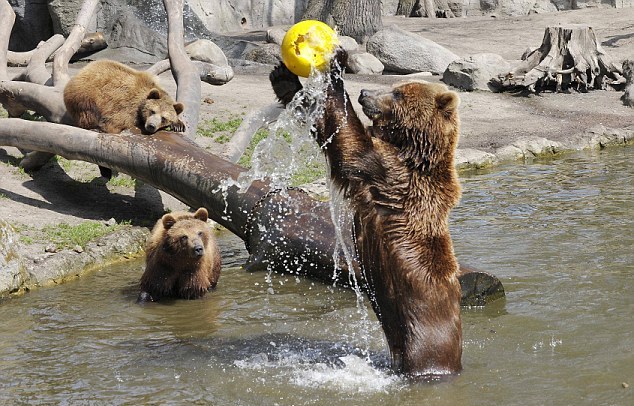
<box><xmin>492</xmin><ymin>25</ymin><xmax>623</xmax><ymax>93</ymax></box>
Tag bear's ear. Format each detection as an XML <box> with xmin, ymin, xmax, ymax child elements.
<box><xmin>148</xmin><ymin>88</ymin><xmax>161</xmax><ymax>100</ymax></box>
<box><xmin>193</xmin><ymin>207</ymin><xmax>208</xmax><ymax>222</ymax></box>
<box><xmin>435</xmin><ymin>91</ymin><xmax>460</xmax><ymax>115</ymax></box>
<box><xmin>173</xmin><ymin>102</ymin><xmax>184</xmax><ymax>115</ymax></box>
<box><xmin>162</xmin><ymin>214</ymin><xmax>177</xmax><ymax>229</ymax></box>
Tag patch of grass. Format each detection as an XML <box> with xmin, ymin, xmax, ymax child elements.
<box><xmin>42</xmin><ymin>220</ymin><xmax>130</xmax><ymax>250</ymax></box>
<box><xmin>54</xmin><ymin>156</ymin><xmax>73</xmax><ymax>172</ymax></box>
<box><xmin>290</xmin><ymin>160</ymin><xmax>326</xmax><ymax>186</ymax></box>
<box><xmin>107</xmin><ymin>174</ymin><xmax>136</xmax><ymax>188</ymax></box>
<box><xmin>19</xmin><ymin>236</ymin><xmax>33</xmax><ymax>245</ymax></box>
<box><xmin>0</xmin><ymin>106</ymin><xmax>7</xmax><ymax>118</ymax></box>
<box><xmin>238</xmin><ymin>128</ymin><xmax>271</xmax><ymax>168</ymax></box>
<box><xmin>237</xmin><ymin>127</ymin><xmax>326</xmax><ymax>185</ymax></box>
<box><xmin>197</xmin><ymin>116</ymin><xmax>243</xmax><ymax>143</ymax></box>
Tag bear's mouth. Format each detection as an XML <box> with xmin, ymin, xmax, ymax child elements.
<box><xmin>361</xmin><ymin>105</ymin><xmax>383</xmax><ymax>121</ymax></box>
<box><xmin>358</xmin><ymin>91</ymin><xmax>384</xmax><ymax>121</ymax></box>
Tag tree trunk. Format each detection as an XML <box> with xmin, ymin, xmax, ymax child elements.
<box><xmin>302</xmin><ymin>0</ymin><xmax>382</xmax><ymax>43</ymax></box>
<box><xmin>302</xmin><ymin>0</ymin><xmax>334</xmax><ymax>25</ymax></box>
<box><xmin>396</xmin><ymin>0</ymin><xmax>418</xmax><ymax>16</ymax></box>
<box><xmin>398</xmin><ymin>0</ymin><xmax>455</xmax><ymax>18</ymax></box>
<box><xmin>492</xmin><ymin>25</ymin><xmax>623</xmax><ymax>93</ymax></box>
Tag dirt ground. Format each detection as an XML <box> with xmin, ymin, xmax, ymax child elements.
<box><xmin>1</xmin><ymin>7</ymin><xmax>633</xmax><ymax>293</ymax></box>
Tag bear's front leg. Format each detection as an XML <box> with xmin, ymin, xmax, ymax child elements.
<box><xmin>269</xmin><ymin>63</ymin><xmax>303</xmax><ymax>106</ymax></box>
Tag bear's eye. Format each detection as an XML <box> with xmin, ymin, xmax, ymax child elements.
<box><xmin>180</xmin><ymin>235</ymin><xmax>188</xmax><ymax>243</ymax></box>
<box><xmin>198</xmin><ymin>231</ymin><xmax>204</xmax><ymax>237</ymax></box>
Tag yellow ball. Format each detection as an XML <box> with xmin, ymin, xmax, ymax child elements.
<box><xmin>281</xmin><ymin>20</ymin><xmax>339</xmax><ymax>78</ymax></box>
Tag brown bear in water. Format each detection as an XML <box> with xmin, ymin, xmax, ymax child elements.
<box><xmin>270</xmin><ymin>49</ymin><xmax>462</xmax><ymax>377</ymax></box>
<box><xmin>138</xmin><ymin>208</ymin><xmax>221</xmax><ymax>302</ymax></box>
<box><xmin>63</xmin><ymin>59</ymin><xmax>185</xmax><ymax>179</ymax></box>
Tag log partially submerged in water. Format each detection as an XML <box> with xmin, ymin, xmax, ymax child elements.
<box><xmin>492</xmin><ymin>25</ymin><xmax>623</xmax><ymax>93</ymax></box>
<box><xmin>0</xmin><ymin>121</ymin><xmax>504</xmax><ymax>306</ymax></box>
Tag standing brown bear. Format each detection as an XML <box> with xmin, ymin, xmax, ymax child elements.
<box><xmin>63</xmin><ymin>60</ymin><xmax>185</xmax><ymax>179</ymax></box>
<box><xmin>138</xmin><ymin>208</ymin><xmax>221</xmax><ymax>302</ymax></box>
<box><xmin>270</xmin><ymin>49</ymin><xmax>463</xmax><ymax>378</ymax></box>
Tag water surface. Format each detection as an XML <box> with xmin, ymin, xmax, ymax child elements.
<box><xmin>1</xmin><ymin>148</ymin><xmax>632</xmax><ymax>405</ymax></box>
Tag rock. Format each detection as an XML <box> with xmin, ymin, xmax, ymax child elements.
<box><xmin>512</xmin><ymin>137</ymin><xmax>562</xmax><ymax>157</ymax></box>
<box><xmin>455</xmin><ymin>148</ymin><xmax>497</xmax><ymax>169</ymax></box>
<box><xmin>495</xmin><ymin>145</ymin><xmax>525</xmax><ymax>161</ymax></box>
<box><xmin>108</xmin><ymin>9</ymin><xmax>168</xmax><ymax>62</ymax></box>
<box><xmin>243</xmin><ymin>43</ymin><xmax>281</xmax><ymax>66</ymax></box>
<box><xmin>443</xmin><ymin>53</ymin><xmax>511</xmax><ymax>91</ymax></box>
<box><xmin>8</xmin><ymin>0</ymin><xmax>54</xmax><ymax>52</ymax></box>
<box><xmin>366</xmin><ymin>25</ymin><xmax>459</xmax><ymax>74</ymax></box>
<box><xmin>346</xmin><ymin>52</ymin><xmax>384</xmax><ymax>75</ymax></box>
<box><xmin>338</xmin><ymin>36</ymin><xmax>359</xmax><ymax>53</ymax></box>
<box><xmin>73</xmin><ymin>245</ymin><xmax>84</xmax><ymax>253</ymax></box>
<box><xmin>48</xmin><ymin>0</ymin><xmax>96</xmax><ymax>37</ymax></box>
<box><xmin>0</xmin><ymin>220</ymin><xmax>25</xmax><ymax>295</ymax></box>
<box><xmin>45</xmin><ymin>243</ymin><xmax>57</xmax><ymax>253</ymax></box>
<box><xmin>266</xmin><ymin>27</ymin><xmax>288</xmax><ymax>45</ymax></box>
<box><xmin>186</xmin><ymin>39</ymin><xmax>230</xmax><ymax>67</ymax></box>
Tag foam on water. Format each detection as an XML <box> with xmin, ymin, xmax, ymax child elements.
<box><xmin>233</xmin><ymin>352</ymin><xmax>400</xmax><ymax>393</ymax></box>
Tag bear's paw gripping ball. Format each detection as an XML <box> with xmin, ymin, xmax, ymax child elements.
<box><xmin>281</xmin><ymin>20</ymin><xmax>339</xmax><ymax>78</ymax></box>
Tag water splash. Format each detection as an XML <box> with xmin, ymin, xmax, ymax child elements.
<box><xmin>228</xmin><ymin>64</ymin><xmax>379</xmax><ymax>366</ymax></box>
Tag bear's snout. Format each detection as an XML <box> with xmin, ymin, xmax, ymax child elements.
<box><xmin>359</xmin><ymin>89</ymin><xmax>384</xmax><ymax>121</ymax></box>
<box><xmin>193</xmin><ymin>243</ymin><xmax>205</xmax><ymax>257</ymax></box>
<box><xmin>145</xmin><ymin>114</ymin><xmax>162</xmax><ymax>134</ymax></box>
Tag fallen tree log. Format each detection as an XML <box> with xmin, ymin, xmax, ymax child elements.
<box><xmin>492</xmin><ymin>25</ymin><xmax>623</xmax><ymax>93</ymax></box>
<box><xmin>0</xmin><ymin>120</ymin><xmax>504</xmax><ymax>306</ymax></box>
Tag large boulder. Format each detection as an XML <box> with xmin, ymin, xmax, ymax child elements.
<box><xmin>366</xmin><ymin>25</ymin><xmax>459</xmax><ymax>74</ymax></box>
<box><xmin>347</xmin><ymin>52</ymin><xmax>384</xmax><ymax>75</ymax></box>
<box><xmin>443</xmin><ymin>53</ymin><xmax>511</xmax><ymax>91</ymax></box>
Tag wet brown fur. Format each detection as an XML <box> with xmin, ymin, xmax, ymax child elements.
<box><xmin>270</xmin><ymin>49</ymin><xmax>462</xmax><ymax>377</ymax></box>
<box><xmin>63</xmin><ymin>60</ymin><xmax>184</xmax><ymax>135</ymax></box>
<box><xmin>139</xmin><ymin>208</ymin><xmax>221</xmax><ymax>301</ymax></box>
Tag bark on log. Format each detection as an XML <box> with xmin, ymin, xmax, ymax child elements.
<box><xmin>492</xmin><ymin>25</ymin><xmax>623</xmax><ymax>93</ymax></box>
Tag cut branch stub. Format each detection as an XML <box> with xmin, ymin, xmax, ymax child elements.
<box><xmin>492</xmin><ymin>25</ymin><xmax>623</xmax><ymax>93</ymax></box>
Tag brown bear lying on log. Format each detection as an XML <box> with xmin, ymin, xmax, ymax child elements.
<box><xmin>270</xmin><ymin>49</ymin><xmax>463</xmax><ymax>378</ymax></box>
<box><xmin>63</xmin><ymin>60</ymin><xmax>185</xmax><ymax>179</ymax></box>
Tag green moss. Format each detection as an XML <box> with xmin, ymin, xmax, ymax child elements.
<box><xmin>0</xmin><ymin>107</ymin><xmax>7</xmax><ymax>118</ymax></box>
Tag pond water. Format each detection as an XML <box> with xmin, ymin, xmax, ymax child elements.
<box><xmin>1</xmin><ymin>148</ymin><xmax>632</xmax><ymax>405</ymax></box>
